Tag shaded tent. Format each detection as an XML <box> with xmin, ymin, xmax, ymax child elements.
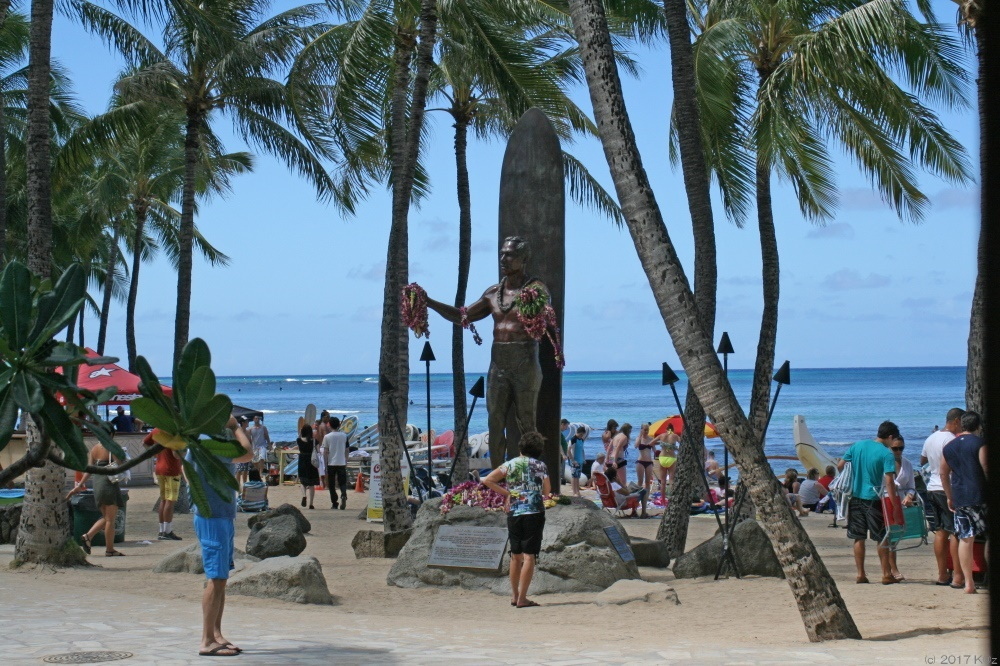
<box><xmin>232</xmin><ymin>404</ymin><xmax>264</xmax><ymax>421</ymax></box>
<box><xmin>58</xmin><ymin>348</ymin><xmax>172</xmax><ymax>405</ymax></box>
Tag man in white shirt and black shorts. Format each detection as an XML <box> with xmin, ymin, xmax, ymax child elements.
<box><xmin>920</xmin><ymin>407</ymin><xmax>964</xmax><ymax>586</ymax></box>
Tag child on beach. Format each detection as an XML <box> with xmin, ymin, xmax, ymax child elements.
<box><xmin>568</xmin><ymin>426</ymin><xmax>587</xmax><ymax>497</ymax></box>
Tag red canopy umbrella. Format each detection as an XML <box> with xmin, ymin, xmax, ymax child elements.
<box><xmin>58</xmin><ymin>348</ymin><xmax>172</xmax><ymax>405</ymax></box>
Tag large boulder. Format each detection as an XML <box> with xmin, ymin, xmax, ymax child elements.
<box><xmin>247</xmin><ymin>503</ymin><xmax>311</xmax><ymax>534</ymax></box>
<box><xmin>227</xmin><ymin>555</ymin><xmax>332</xmax><ymax>604</ymax></box>
<box><xmin>246</xmin><ymin>514</ymin><xmax>307</xmax><ymax>559</ymax></box>
<box><xmin>0</xmin><ymin>504</ymin><xmax>22</xmax><ymax>545</ymax></box>
<box><xmin>388</xmin><ymin>497</ymin><xmax>640</xmax><ymax>595</ymax></box>
<box><xmin>629</xmin><ymin>537</ymin><xmax>670</xmax><ymax>568</ymax></box>
<box><xmin>352</xmin><ymin>529</ymin><xmax>412</xmax><ymax>559</ymax></box>
<box><xmin>672</xmin><ymin>519</ymin><xmax>784</xmax><ymax>579</ymax></box>
<box><xmin>153</xmin><ymin>543</ymin><xmax>259</xmax><ymax>575</ymax></box>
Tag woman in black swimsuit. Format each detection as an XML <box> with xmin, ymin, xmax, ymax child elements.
<box><xmin>634</xmin><ymin>423</ymin><xmax>655</xmax><ymax>517</ymax></box>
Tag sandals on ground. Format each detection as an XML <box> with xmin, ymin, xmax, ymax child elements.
<box><xmin>81</xmin><ymin>535</ymin><xmax>92</xmax><ymax>554</ymax></box>
<box><xmin>105</xmin><ymin>549</ymin><xmax>125</xmax><ymax>557</ymax></box>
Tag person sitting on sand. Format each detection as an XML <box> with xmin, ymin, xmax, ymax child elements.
<box><xmin>591</xmin><ymin>452</ymin><xmax>607</xmax><ymax>482</ymax></box>
<box><xmin>781</xmin><ymin>468</ymin><xmax>809</xmax><ymax>517</ymax></box>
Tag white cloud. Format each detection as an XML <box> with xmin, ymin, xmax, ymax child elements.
<box><xmin>806</xmin><ymin>222</ymin><xmax>855</xmax><ymax>240</ymax></box>
<box><xmin>821</xmin><ymin>269</ymin><xmax>891</xmax><ymax>291</ymax></box>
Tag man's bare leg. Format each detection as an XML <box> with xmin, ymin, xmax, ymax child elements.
<box><xmin>509</xmin><ymin>554</ymin><xmax>523</xmax><ymax>604</ymax></box>
<box><xmin>200</xmin><ymin>579</ymin><xmax>237</xmax><ymax>655</ymax></box>
<box><xmin>853</xmin><ymin>539</ymin><xmax>867</xmax><ymax>582</ymax></box>
<box><xmin>933</xmin><ymin>530</ymin><xmax>953</xmax><ymax>583</ymax></box>
<box><xmin>877</xmin><ymin>544</ymin><xmax>892</xmax><ymax>580</ymax></box>
<box><xmin>516</xmin><ymin>554</ymin><xmax>537</xmax><ymax>607</ymax></box>
<box><xmin>957</xmin><ymin>537</ymin><xmax>976</xmax><ymax>593</ymax></box>
<box><xmin>949</xmin><ymin>533</ymin><xmax>963</xmax><ymax>586</ymax></box>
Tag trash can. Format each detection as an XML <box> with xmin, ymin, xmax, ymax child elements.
<box><xmin>70</xmin><ymin>489</ymin><xmax>128</xmax><ymax>547</ymax></box>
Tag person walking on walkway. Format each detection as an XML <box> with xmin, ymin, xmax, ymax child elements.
<box><xmin>941</xmin><ymin>411</ymin><xmax>987</xmax><ymax>594</ymax></box>
<box><xmin>323</xmin><ymin>417</ymin><xmax>349</xmax><ymax>510</ymax></box>
<box><xmin>920</xmin><ymin>407</ymin><xmax>964</xmax><ymax>585</ymax></box>
<box><xmin>837</xmin><ymin>421</ymin><xmax>899</xmax><ymax>585</ymax></box>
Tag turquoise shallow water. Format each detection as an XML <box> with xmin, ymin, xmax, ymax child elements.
<box><xmin>191</xmin><ymin>366</ymin><xmax>964</xmax><ymax>479</ymax></box>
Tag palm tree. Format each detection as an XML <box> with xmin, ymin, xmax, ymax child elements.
<box><xmin>77</xmin><ymin>0</ymin><xmax>337</xmax><ymax>368</ymax></box>
<box><xmin>955</xmin><ymin>0</ymin><xmax>984</xmax><ymax>416</ymax></box>
<box><xmin>566</xmin><ymin>0</ymin><xmax>862</xmax><ymax>641</ymax></box>
<box><xmin>688</xmin><ymin>0</ymin><xmax>970</xmax><ymax>439</ymax></box>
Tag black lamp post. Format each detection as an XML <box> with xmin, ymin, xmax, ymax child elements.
<box><xmin>379</xmin><ymin>374</ymin><xmax>422</xmax><ymax>500</ymax></box>
<box><xmin>419</xmin><ymin>342</ymin><xmax>435</xmax><ymax>483</ymax></box>
<box><xmin>716</xmin><ymin>332</ymin><xmax>735</xmax><ymax>525</ymax></box>
<box><xmin>446</xmin><ymin>376</ymin><xmax>486</xmax><ymax>488</ymax></box>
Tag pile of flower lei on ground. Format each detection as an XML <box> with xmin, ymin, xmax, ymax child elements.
<box><xmin>515</xmin><ymin>282</ymin><xmax>565</xmax><ymax>369</ymax></box>
<box><xmin>440</xmin><ymin>481</ymin><xmax>568</xmax><ymax>514</ymax></box>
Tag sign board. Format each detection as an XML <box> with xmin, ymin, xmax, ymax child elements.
<box><xmin>428</xmin><ymin>525</ymin><xmax>509</xmax><ymax>570</ymax></box>
<box><xmin>603</xmin><ymin>526</ymin><xmax>635</xmax><ymax>563</ymax></box>
<box><xmin>367</xmin><ymin>453</ymin><xmax>409</xmax><ymax>523</ymax></box>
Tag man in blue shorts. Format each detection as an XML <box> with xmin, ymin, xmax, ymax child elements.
<box><xmin>191</xmin><ymin>416</ymin><xmax>253</xmax><ymax>657</ymax></box>
<box><xmin>838</xmin><ymin>421</ymin><xmax>899</xmax><ymax>585</ymax></box>
<box><xmin>941</xmin><ymin>411</ymin><xmax>987</xmax><ymax>594</ymax></box>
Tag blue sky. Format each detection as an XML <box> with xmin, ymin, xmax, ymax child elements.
<box><xmin>53</xmin><ymin>0</ymin><xmax>980</xmax><ymax>377</ymax></box>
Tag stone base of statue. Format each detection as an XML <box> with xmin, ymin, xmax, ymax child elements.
<box><xmin>387</xmin><ymin>497</ymin><xmax>640</xmax><ymax>595</ymax></box>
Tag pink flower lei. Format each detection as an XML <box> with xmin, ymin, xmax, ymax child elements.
<box><xmin>401</xmin><ymin>283</ymin><xmax>429</xmax><ymax>338</ymax></box>
<box><xmin>459</xmin><ymin>307</ymin><xmax>483</xmax><ymax>346</ymax></box>
<box><xmin>515</xmin><ymin>282</ymin><xmax>565</xmax><ymax>369</ymax></box>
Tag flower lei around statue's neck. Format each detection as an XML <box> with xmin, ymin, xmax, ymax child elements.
<box><xmin>401</xmin><ymin>283</ymin><xmax>482</xmax><ymax>345</ymax></box>
<box><xmin>512</xmin><ymin>279</ymin><xmax>565</xmax><ymax>369</ymax></box>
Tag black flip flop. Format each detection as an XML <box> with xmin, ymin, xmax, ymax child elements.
<box><xmin>516</xmin><ymin>600</ymin><xmax>540</xmax><ymax>608</ymax></box>
<box><xmin>199</xmin><ymin>645</ymin><xmax>239</xmax><ymax>657</ymax></box>
<box><xmin>80</xmin><ymin>535</ymin><xmax>91</xmax><ymax>555</ymax></box>
<box><xmin>935</xmin><ymin>579</ymin><xmax>952</xmax><ymax>586</ymax></box>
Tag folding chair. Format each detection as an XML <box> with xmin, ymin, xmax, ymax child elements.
<box><xmin>882</xmin><ymin>494</ymin><xmax>929</xmax><ymax>551</ymax></box>
<box><xmin>593</xmin><ymin>472</ymin><xmax>639</xmax><ymax>517</ymax></box>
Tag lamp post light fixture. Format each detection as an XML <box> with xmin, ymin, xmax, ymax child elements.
<box><xmin>447</xmin><ymin>376</ymin><xmax>486</xmax><ymax>488</ymax></box>
<box><xmin>419</xmin><ymin>342</ymin><xmax>436</xmax><ymax>483</ymax></box>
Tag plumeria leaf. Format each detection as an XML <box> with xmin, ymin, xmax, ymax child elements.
<box><xmin>182</xmin><ymin>366</ymin><xmax>216</xmax><ymax>420</ymax></box>
<box><xmin>0</xmin><ymin>387</ymin><xmax>18</xmax><ymax>452</ymax></box>
<box><xmin>129</xmin><ymin>397</ymin><xmax>180</xmax><ymax>433</ymax></box>
<box><xmin>40</xmin><ymin>394</ymin><xmax>89</xmax><ymax>470</ymax></box>
<box><xmin>202</xmin><ymin>438</ymin><xmax>245</xmax><ymax>458</ymax></box>
<box><xmin>188</xmin><ymin>394</ymin><xmax>233</xmax><ymax>436</ymax></box>
<box><xmin>11</xmin><ymin>372</ymin><xmax>44</xmax><ymax>413</ymax></box>
<box><xmin>182</xmin><ymin>458</ymin><xmax>211</xmax><ymax>517</ymax></box>
<box><xmin>0</xmin><ymin>261</ymin><xmax>32</xmax><ymax>349</ymax></box>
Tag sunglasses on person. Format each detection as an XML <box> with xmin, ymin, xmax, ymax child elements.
<box><xmin>891</xmin><ymin>446</ymin><xmax>904</xmax><ymax>451</ymax></box>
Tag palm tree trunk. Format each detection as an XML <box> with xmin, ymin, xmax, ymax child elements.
<box><xmin>174</xmin><ymin>112</ymin><xmax>201</xmax><ymax>369</ymax></box>
<box><xmin>450</xmin><ymin>115</ymin><xmax>471</xmax><ymax>484</ymax></box>
<box><xmin>655</xmin><ymin>0</ymin><xmax>717</xmax><ymax>557</ymax></box>
<box><xmin>97</xmin><ymin>232</ymin><xmax>118</xmax><ymax>355</ymax></box>
<box><xmin>748</xmin><ymin>153</ymin><xmax>779</xmax><ymax>438</ymax></box>
<box><xmin>378</xmin><ymin>0</ymin><xmax>438</xmax><ymax>532</ymax></box>
<box><xmin>17</xmin><ymin>0</ymin><xmax>83</xmax><ymax>567</ymax></box>
<box><xmin>0</xmin><ymin>2</ymin><xmax>9</xmax><ymax>266</ymax></box>
<box><xmin>126</xmin><ymin>206</ymin><xmax>146</xmax><ymax>371</ymax></box>
<box><xmin>78</xmin><ymin>307</ymin><xmax>85</xmax><ymax>347</ymax></box>
<box><xmin>567</xmin><ymin>0</ymin><xmax>860</xmax><ymax>641</ymax></box>
<box><xmin>965</xmin><ymin>25</ymin><xmax>985</xmax><ymax>417</ymax></box>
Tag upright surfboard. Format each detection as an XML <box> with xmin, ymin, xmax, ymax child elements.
<box><xmin>498</xmin><ymin>108</ymin><xmax>565</xmax><ymax>479</ymax></box>
<box><xmin>794</xmin><ymin>414</ymin><xmax>837</xmax><ymax>473</ymax></box>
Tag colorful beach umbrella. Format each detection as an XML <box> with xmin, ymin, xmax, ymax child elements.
<box><xmin>649</xmin><ymin>415</ymin><xmax>719</xmax><ymax>438</ymax></box>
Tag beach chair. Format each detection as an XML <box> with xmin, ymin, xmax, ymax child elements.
<box><xmin>593</xmin><ymin>472</ymin><xmax>639</xmax><ymax>517</ymax></box>
<box><xmin>882</xmin><ymin>494</ymin><xmax>928</xmax><ymax>551</ymax></box>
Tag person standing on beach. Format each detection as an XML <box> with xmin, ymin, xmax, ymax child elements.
<box><xmin>424</xmin><ymin>237</ymin><xmax>548</xmax><ymax>465</ymax></box>
<box><xmin>323</xmin><ymin>417</ymin><xmax>349</xmax><ymax>510</ymax></box>
<box><xmin>940</xmin><ymin>411</ymin><xmax>987</xmax><ymax>594</ymax></box>
<box><xmin>920</xmin><ymin>407</ymin><xmax>964</xmax><ymax>585</ymax></box>
<box><xmin>567</xmin><ymin>426</ymin><xmax>587</xmax><ymax>497</ymax></box>
<box><xmin>837</xmin><ymin>421</ymin><xmax>900</xmax><ymax>585</ymax></box>
<box><xmin>482</xmin><ymin>431</ymin><xmax>550</xmax><ymax>608</ymax></box>
<box><xmin>608</xmin><ymin>423</ymin><xmax>631</xmax><ymax>488</ymax></box>
<box><xmin>249</xmin><ymin>415</ymin><xmax>271</xmax><ymax>474</ymax></box>
<box><xmin>885</xmin><ymin>436</ymin><xmax>915</xmax><ymax>581</ymax></box>
<box><xmin>191</xmin><ymin>416</ymin><xmax>253</xmax><ymax>657</ymax></box>
<box><xmin>142</xmin><ymin>431</ymin><xmax>184</xmax><ymax>541</ymax></box>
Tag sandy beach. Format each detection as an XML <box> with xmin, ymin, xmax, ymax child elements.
<box><xmin>0</xmin><ymin>482</ymin><xmax>988</xmax><ymax>664</ymax></box>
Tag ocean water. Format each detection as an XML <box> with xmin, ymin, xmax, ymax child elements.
<box><xmin>202</xmin><ymin>367</ymin><xmax>965</xmax><ymax>479</ymax></box>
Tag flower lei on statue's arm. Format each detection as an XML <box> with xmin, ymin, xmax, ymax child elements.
<box><xmin>515</xmin><ymin>282</ymin><xmax>565</xmax><ymax>369</ymax></box>
<box><xmin>401</xmin><ymin>283</ymin><xmax>429</xmax><ymax>338</ymax></box>
<box><xmin>459</xmin><ymin>307</ymin><xmax>483</xmax><ymax>346</ymax></box>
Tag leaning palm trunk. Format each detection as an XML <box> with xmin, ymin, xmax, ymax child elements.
<box><xmin>654</xmin><ymin>0</ymin><xmax>717</xmax><ymax>556</ymax></box>
<box><xmin>17</xmin><ymin>0</ymin><xmax>85</xmax><ymax>566</ymax></box>
<box><xmin>567</xmin><ymin>0</ymin><xmax>860</xmax><ymax>641</ymax></box>
<box><xmin>450</xmin><ymin>116</ymin><xmax>471</xmax><ymax>485</ymax></box>
<box><xmin>965</xmin><ymin>24</ymin><xmax>985</xmax><ymax>418</ymax></box>
<box><xmin>126</xmin><ymin>206</ymin><xmax>146</xmax><ymax>371</ymax></box>
<box><xmin>748</xmin><ymin>155</ymin><xmax>779</xmax><ymax>438</ymax></box>
<box><xmin>377</xmin><ymin>0</ymin><xmax>438</xmax><ymax>532</ymax></box>
<box><xmin>0</xmin><ymin>0</ymin><xmax>7</xmax><ymax>265</ymax></box>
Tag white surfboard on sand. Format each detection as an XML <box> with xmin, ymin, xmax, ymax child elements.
<box><xmin>794</xmin><ymin>415</ymin><xmax>837</xmax><ymax>473</ymax></box>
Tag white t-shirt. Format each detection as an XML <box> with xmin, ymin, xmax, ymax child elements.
<box><xmin>920</xmin><ymin>430</ymin><xmax>955</xmax><ymax>492</ymax></box>
<box><xmin>322</xmin><ymin>431</ymin><xmax>348</xmax><ymax>467</ymax></box>
<box><xmin>591</xmin><ymin>460</ymin><xmax>605</xmax><ymax>478</ymax></box>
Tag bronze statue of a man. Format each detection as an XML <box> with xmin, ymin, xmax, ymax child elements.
<box><xmin>425</xmin><ymin>236</ymin><xmax>546</xmax><ymax>466</ymax></box>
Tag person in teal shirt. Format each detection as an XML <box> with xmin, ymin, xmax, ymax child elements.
<box><xmin>838</xmin><ymin>421</ymin><xmax>900</xmax><ymax>585</ymax></box>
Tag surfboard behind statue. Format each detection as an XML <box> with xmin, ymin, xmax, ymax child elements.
<box><xmin>498</xmin><ymin>108</ymin><xmax>565</xmax><ymax>479</ymax></box>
